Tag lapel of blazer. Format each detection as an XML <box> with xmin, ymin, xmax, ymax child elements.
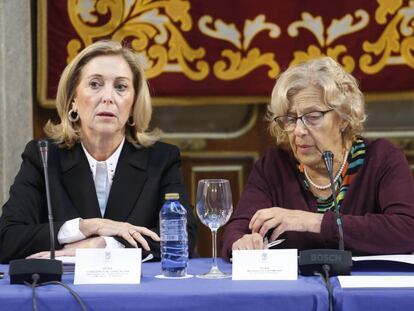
<box><xmin>60</xmin><ymin>143</ymin><xmax>102</xmax><ymax>218</ymax></box>
<box><xmin>104</xmin><ymin>141</ymin><xmax>149</xmax><ymax>221</ymax></box>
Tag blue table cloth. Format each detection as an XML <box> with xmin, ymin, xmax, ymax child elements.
<box><xmin>0</xmin><ymin>258</ymin><xmax>328</xmax><ymax>311</ymax></box>
<box><xmin>333</xmin><ymin>271</ymin><xmax>414</xmax><ymax>311</ymax></box>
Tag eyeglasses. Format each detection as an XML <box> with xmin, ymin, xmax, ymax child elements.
<box><xmin>273</xmin><ymin>109</ymin><xmax>334</xmax><ymax>132</ymax></box>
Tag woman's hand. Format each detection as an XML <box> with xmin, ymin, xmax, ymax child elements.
<box><xmin>232</xmin><ymin>233</ymin><xmax>265</xmax><ymax>251</ymax></box>
<box><xmin>249</xmin><ymin>207</ymin><xmax>323</xmax><ymax>241</ymax></box>
<box><xmin>79</xmin><ymin>218</ymin><xmax>160</xmax><ymax>251</ymax></box>
<box><xmin>27</xmin><ymin>249</ymin><xmax>76</xmax><ymax>259</ymax></box>
<box><xmin>63</xmin><ymin>236</ymin><xmax>106</xmax><ymax>249</ymax></box>
<box><xmin>26</xmin><ymin>236</ymin><xmax>106</xmax><ymax>259</ymax></box>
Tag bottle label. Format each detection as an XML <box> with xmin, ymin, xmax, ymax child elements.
<box><xmin>163</xmin><ymin>235</ymin><xmax>180</xmax><ymax>241</ymax></box>
<box><xmin>161</xmin><ymin>219</ymin><xmax>187</xmax><ymax>241</ymax></box>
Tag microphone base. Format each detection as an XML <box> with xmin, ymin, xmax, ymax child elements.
<box><xmin>299</xmin><ymin>249</ymin><xmax>352</xmax><ymax>276</ymax></box>
<box><xmin>9</xmin><ymin>258</ymin><xmax>63</xmax><ymax>284</ymax></box>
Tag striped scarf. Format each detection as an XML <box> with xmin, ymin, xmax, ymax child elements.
<box><xmin>298</xmin><ymin>138</ymin><xmax>366</xmax><ymax>213</ymax></box>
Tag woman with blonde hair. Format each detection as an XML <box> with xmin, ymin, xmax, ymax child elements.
<box><xmin>0</xmin><ymin>40</ymin><xmax>197</xmax><ymax>262</ymax></box>
<box><xmin>222</xmin><ymin>57</ymin><xmax>414</xmax><ymax>259</ymax></box>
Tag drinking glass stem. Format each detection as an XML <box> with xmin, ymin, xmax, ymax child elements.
<box><xmin>211</xmin><ymin>229</ymin><xmax>218</xmax><ymax>270</ymax></box>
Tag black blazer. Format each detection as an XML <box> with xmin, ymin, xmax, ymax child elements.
<box><xmin>0</xmin><ymin>139</ymin><xmax>197</xmax><ymax>263</ymax></box>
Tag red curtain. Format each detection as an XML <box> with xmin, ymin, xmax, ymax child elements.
<box><xmin>37</xmin><ymin>0</ymin><xmax>414</xmax><ymax>107</ymax></box>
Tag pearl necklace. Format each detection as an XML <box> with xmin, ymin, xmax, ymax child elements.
<box><xmin>304</xmin><ymin>150</ymin><xmax>349</xmax><ymax>190</ymax></box>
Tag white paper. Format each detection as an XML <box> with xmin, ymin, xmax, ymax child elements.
<box><xmin>56</xmin><ymin>256</ymin><xmax>76</xmax><ymax>264</ymax></box>
<box><xmin>352</xmin><ymin>254</ymin><xmax>414</xmax><ymax>265</ymax></box>
<box><xmin>57</xmin><ymin>252</ymin><xmax>153</xmax><ymax>265</ymax></box>
<box><xmin>74</xmin><ymin>248</ymin><xmax>142</xmax><ymax>284</ymax></box>
<box><xmin>338</xmin><ymin>275</ymin><xmax>414</xmax><ymax>288</ymax></box>
<box><xmin>232</xmin><ymin>249</ymin><xmax>298</xmax><ymax>280</ymax></box>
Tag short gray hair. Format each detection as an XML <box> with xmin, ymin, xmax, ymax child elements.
<box><xmin>267</xmin><ymin>57</ymin><xmax>366</xmax><ymax>147</ymax></box>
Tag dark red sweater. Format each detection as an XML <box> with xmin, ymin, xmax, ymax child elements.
<box><xmin>221</xmin><ymin>138</ymin><xmax>414</xmax><ymax>260</ymax></box>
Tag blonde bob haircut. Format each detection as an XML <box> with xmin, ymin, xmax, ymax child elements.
<box><xmin>45</xmin><ymin>40</ymin><xmax>160</xmax><ymax>148</ymax></box>
<box><xmin>267</xmin><ymin>57</ymin><xmax>366</xmax><ymax>148</ymax></box>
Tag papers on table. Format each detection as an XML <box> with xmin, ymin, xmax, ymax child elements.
<box><xmin>338</xmin><ymin>276</ymin><xmax>414</xmax><ymax>288</ymax></box>
<box><xmin>353</xmin><ymin>254</ymin><xmax>414</xmax><ymax>265</ymax></box>
<box><xmin>352</xmin><ymin>254</ymin><xmax>414</xmax><ymax>271</ymax></box>
<box><xmin>339</xmin><ymin>254</ymin><xmax>414</xmax><ymax>288</ymax></box>
<box><xmin>56</xmin><ymin>256</ymin><xmax>77</xmax><ymax>273</ymax></box>
<box><xmin>57</xmin><ymin>252</ymin><xmax>154</xmax><ymax>273</ymax></box>
<box><xmin>56</xmin><ymin>256</ymin><xmax>76</xmax><ymax>265</ymax></box>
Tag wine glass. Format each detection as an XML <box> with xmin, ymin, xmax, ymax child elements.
<box><xmin>196</xmin><ymin>179</ymin><xmax>233</xmax><ymax>279</ymax></box>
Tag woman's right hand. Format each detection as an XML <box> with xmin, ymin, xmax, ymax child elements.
<box><xmin>79</xmin><ymin>218</ymin><xmax>160</xmax><ymax>251</ymax></box>
<box><xmin>27</xmin><ymin>236</ymin><xmax>105</xmax><ymax>259</ymax></box>
<box><xmin>231</xmin><ymin>232</ymin><xmax>265</xmax><ymax>251</ymax></box>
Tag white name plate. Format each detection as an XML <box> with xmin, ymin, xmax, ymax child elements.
<box><xmin>74</xmin><ymin>248</ymin><xmax>142</xmax><ymax>285</ymax></box>
<box><xmin>232</xmin><ymin>249</ymin><xmax>298</xmax><ymax>280</ymax></box>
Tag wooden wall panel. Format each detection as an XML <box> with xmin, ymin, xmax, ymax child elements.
<box><xmin>181</xmin><ymin>152</ymin><xmax>257</xmax><ymax>257</ymax></box>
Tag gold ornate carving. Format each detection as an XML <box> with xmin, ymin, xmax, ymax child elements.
<box><xmin>290</xmin><ymin>45</ymin><xmax>323</xmax><ymax>65</ymax></box>
<box><xmin>213</xmin><ymin>48</ymin><xmax>279</xmax><ymax>80</ymax></box>
<box><xmin>359</xmin><ymin>15</ymin><xmax>402</xmax><ymax>74</ymax></box>
<box><xmin>401</xmin><ymin>36</ymin><xmax>414</xmax><ymax>68</ymax></box>
<box><xmin>376</xmin><ymin>0</ymin><xmax>403</xmax><ymax>24</ymax></box>
<box><xmin>37</xmin><ymin>0</ymin><xmax>414</xmax><ymax>108</ymax></box>
<box><xmin>199</xmin><ymin>14</ymin><xmax>280</xmax><ymax>80</ymax></box>
<box><xmin>290</xmin><ymin>45</ymin><xmax>355</xmax><ymax>72</ymax></box>
<box><xmin>360</xmin><ymin>1</ymin><xmax>414</xmax><ymax>74</ymax></box>
<box><xmin>67</xmin><ymin>0</ymin><xmax>209</xmax><ymax>80</ymax></box>
<box><xmin>288</xmin><ymin>10</ymin><xmax>369</xmax><ymax>72</ymax></box>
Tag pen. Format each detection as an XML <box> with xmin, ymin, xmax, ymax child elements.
<box><xmin>229</xmin><ymin>238</ymin><xmax>287</xmax><ymax>262</ymax></box>
<box><xmin>266</xmin><ymin>238</ymin><xmax>286</xmax><ymax>248</ymax></box>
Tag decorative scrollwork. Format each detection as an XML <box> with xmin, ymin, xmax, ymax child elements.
<box><xmin>243</xmin><ymin>15</ymin><xmax>280</xmax><ymax>50</ymax></box>
<box><xmin>67</xmin><ymin>0</ymin><xmax>209</xmax><ymax>80</ymax></box>
<box><xmin>288</xmin><ymin>13</ymin><xmax>324</xmax><ymax>46</ymax></box>
<box><xmin>213</xmin><ymin>48</ymin><xmax>279</xmax><ymax>80</ymax></box>
<box><xmin>326</xmin><ymin>10</ymin><xmax>369</xmax><ymax>45</ymax></box>
<box><xmin>287</xmin><ymin>10</ymin><xmax>369</xmax><ymax>72</ymax></box>
<box><xmin>289</xmin><ymin>45</ymin><xmax>355</xmax><ymax>72</ymax></box>
<box><xmin>199</xmin><ymin>14</ymin><xmax>280</xmax><ymax>79</ymax></box>
<box><xmin>375</xmin><ymin>0</ymin><xmax>403</xmax><ymax>24</ymax></box>
<box><xmin>360</xmin><ymin>1</ymin><xmax>414</xmax><ymax>74</ymax></box>
<box><xmin>38</xmin><ymin>0</ymin><xmax>414</xmax><ymax>102</ymax></box>
<box><xmin>198</xmin><ymin>16</ymin><xmax>241</xmax><ymax>48</ymax></box>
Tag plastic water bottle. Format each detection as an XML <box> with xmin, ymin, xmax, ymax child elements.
<box><xmin>160</xmin><ymin>193</ymin><xmax>188</xmax><ymax>277</ymax></box>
